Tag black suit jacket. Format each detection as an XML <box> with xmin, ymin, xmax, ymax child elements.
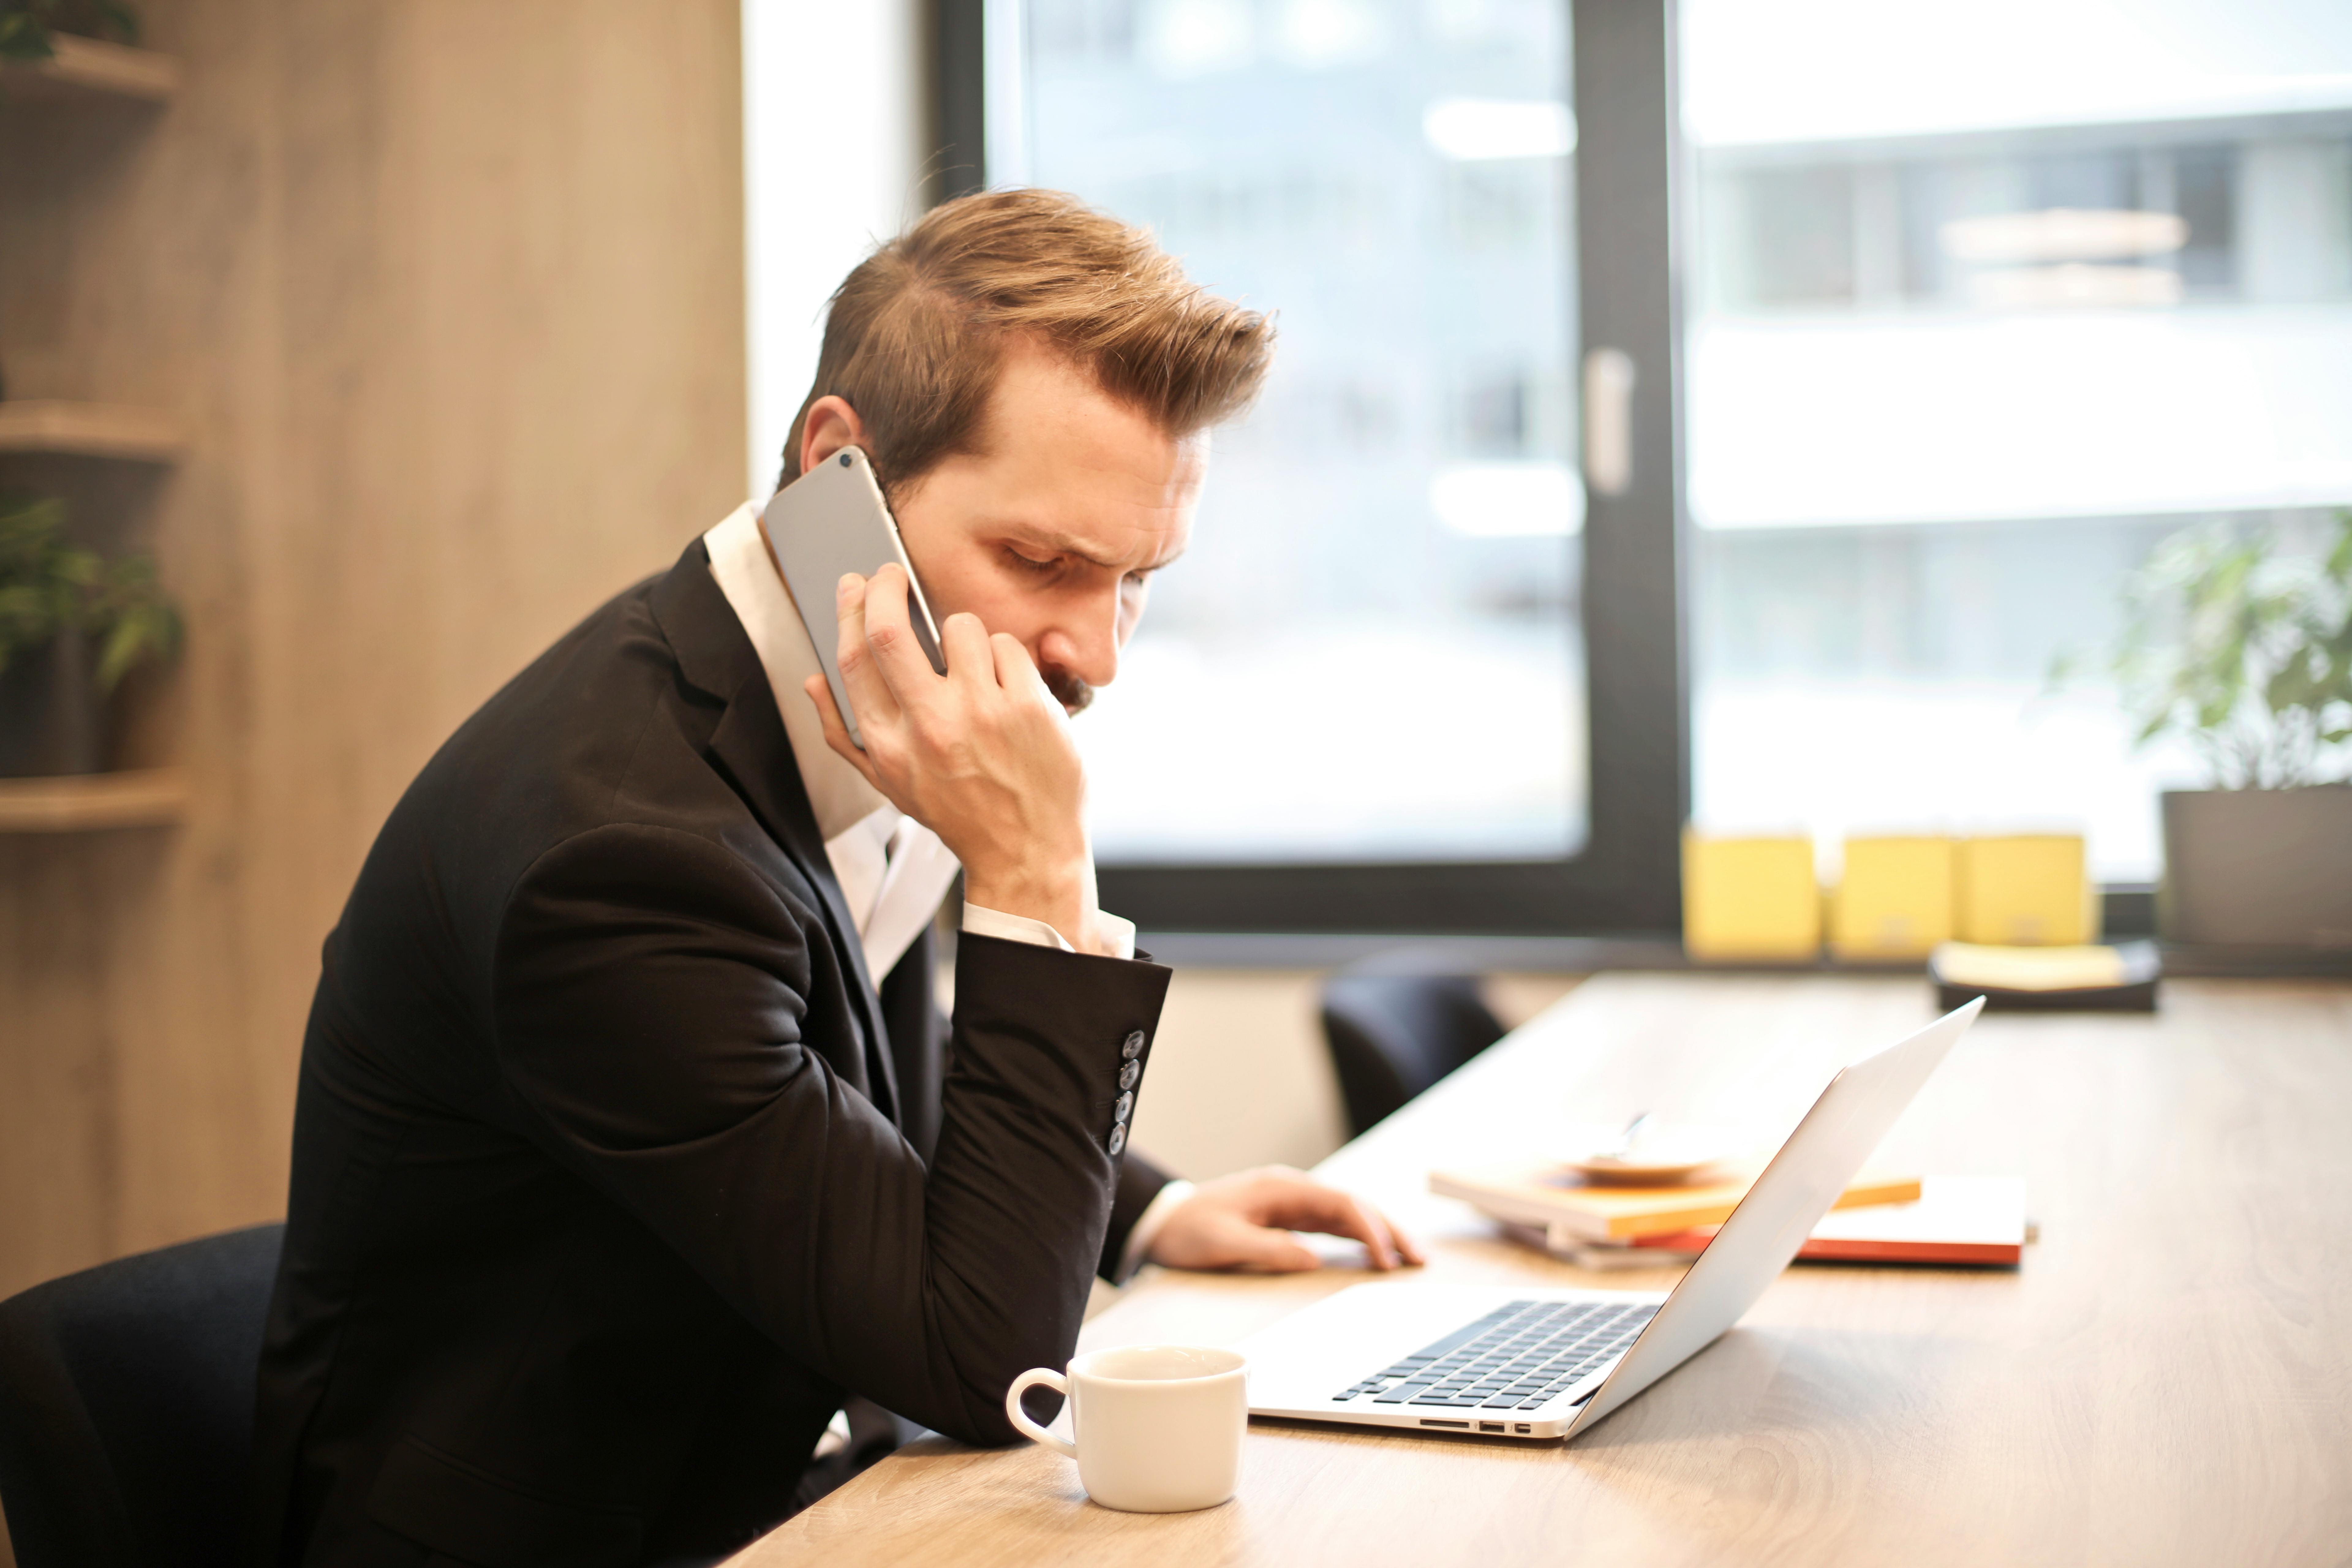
<box><xmin>245</xmin><ymin>541</ymin><xmax>1174</xmax><ymax>1567</ymax></box>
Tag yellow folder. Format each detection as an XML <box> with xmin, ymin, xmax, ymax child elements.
<box><xmin>1832</xmin><ymin>836</ymin><xmax>1956</xmax><ymax>959</ymax></box>
<box><xmin>1682</xmin><ymin>832</ymin><xmax>1819</xmax><ymax>961</ymax></box>
<box><xmin>1956</xmin><ymin>835</ymin><xmax>2092</xmax><ymax>946</ymax></box>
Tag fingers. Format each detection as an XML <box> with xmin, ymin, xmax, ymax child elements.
<box><xmin>1145</xmin><ymin>1174</ymin><xmax>1423</xmax><ymax>1276</ymax></box>
<box><xmin>854</xmin><ymin>565</ymin><xmax>945</xmax><ymax>708</ymax></box>
<box><xmin>1386</xmin><ymin>1212</ymin><xmax>1427</xmax><ymax>1268</ymax></box>
<box><xmin>1319</xmin><ymin>1192</ymin><xmax>1401</xmax><ymax>1271</ymax></box>
<box><xmin>938</xmin><ymin>611</ymin><xmax>998</xmax><ymax>696</ymax></box>
<box><xmin>1253</xmin><ymin>1172</ymin><xmax>1420</xmax><ymax>1272</ymax></box>
<box><xmin>832</xmin><ymin>574</ymin><xmax>902</xmax><ymax>735</ymax></box>
<box><xmin>989</xmin><ymin>630</ymin><xmax>1062</xmax><ymax>715</ymax></box>
<box><xmin>805</xmin><ymin>675</ymin><xmax>884</xmax><ymax>789</ymax></box>
<box><xmin>1215</xmin><ymin>1217</ymin><xmax>1322</xmax><ymax>1274</ymax></box>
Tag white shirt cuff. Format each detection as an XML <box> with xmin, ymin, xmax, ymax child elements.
<box><xmin>1114</xmin><ymin>1178</ymin><xmax>1195</xmax><ymax>1283</ymax></box>
<box><xmin>960</xmin><ymin>902</ymin><xmax>1137</xmax><ymax>961</ymax></box>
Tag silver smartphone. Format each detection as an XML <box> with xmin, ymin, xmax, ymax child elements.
<box><xmin>760</xmin><ymin>446</ymin><xmax>946</xmax><ymax>749</ymax></box>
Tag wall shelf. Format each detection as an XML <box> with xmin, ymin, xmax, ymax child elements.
<box><xmin>0</xmin><ymin>34</ymin><xmax>181</xmax><ymax>103</ymax></box>
<box><xmin>0</xmin><ymin>400</ymin><xmax>186</xmax><ymax>461</ymax></box>
<box><xmin>0</xmin><ymin>768</ymin><xmax>188</xmax><ymax>832</ymax></box>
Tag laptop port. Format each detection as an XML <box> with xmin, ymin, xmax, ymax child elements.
<box><xmin>1478</xmin><ymin>1422</ymin><xmax>1505</xmax><ymax>1432</ymax></box>
<box><xmin>1419</xmin><ymin>1419</ymin><xmax>1469</xmax><ymax>1428</ymax></box>
<box><xmin>1514</xmin><ymin>1423</ymin><xmax>1532</xmax><ymax>1434</ymax></box>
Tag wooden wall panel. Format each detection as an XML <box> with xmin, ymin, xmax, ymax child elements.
<box><xmin>0</xmin><ymin>0</ymin><xmax>747</xmax><ymax>1301</ymax></box>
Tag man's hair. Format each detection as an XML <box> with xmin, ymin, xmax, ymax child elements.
<box><xmin>780</xmin><ymin>189</ymin><xmax>1274</xmax><ymax>495</ymax></box>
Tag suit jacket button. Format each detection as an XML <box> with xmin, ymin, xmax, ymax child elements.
<box><xmin>1121</xmin><ymin>1030</ymin><xmax>1146</xmax><ymax>1059</ymax></box>
<box><xmin>1118</xmin><ymin>1060</ymin><xmax>1141</xmax><ymax>1091</ymax></box>
<box><xmin>1108</xmin><ymin>1123</ymin><xmax>1128</xmax><ymax>1156</ymax></box>
<box><xmin>1112</xmin><ymin>1091</ymin><xmax>1134</xmax><ymax>1124</ymax></box>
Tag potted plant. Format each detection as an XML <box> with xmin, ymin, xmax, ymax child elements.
<box><xmin>0</xmin><ymin>490</ymin><xmax>181</xmax><ymax>776</ymax></box>
<box><xmin>2075</xmin><ymin>511</ymin><xmax>2352</xmax><ymax>949</ymax></box>
<box><xmin>0</xmin><ymin>1</ymin><xmax>140</xmax><ymax>68</ymax></box>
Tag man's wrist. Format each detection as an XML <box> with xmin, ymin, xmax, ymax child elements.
<box><xmin>963</xmin><ymin>903</ymin><xmax>1138</xmax><ymax>962</ymax></box>
<box><xmin>964</xmin><ymin>860</ymin><xmax>1095</xmax><ymax>954</ymax></box>
<box><xmin>1119</xmin><ymin>1178</ymin><xmax>1196</xmax><ymax>1280</ymax></box>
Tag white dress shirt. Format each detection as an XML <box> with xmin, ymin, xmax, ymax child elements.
<box><xmin>700</xmin><ymin>503</ymin><xmax>1179</xmax><ymax>1273</ymax></box>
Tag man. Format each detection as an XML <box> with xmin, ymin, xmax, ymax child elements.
<box><xmin>246</xmin><ymin>189</ymin><xmax>1419</xmax><ymax>1568</ymax></box>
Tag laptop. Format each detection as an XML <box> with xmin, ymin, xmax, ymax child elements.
<box><xmin>1238</xmin><ymin>997</ymin><xmax>1985</xmax><ymax>1441</ymax></box>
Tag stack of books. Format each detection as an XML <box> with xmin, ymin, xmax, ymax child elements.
<box><xmin>1429</xmin><ymin>1162</ymin><xmax>2026</xmax><ymax>1270</ymax></box>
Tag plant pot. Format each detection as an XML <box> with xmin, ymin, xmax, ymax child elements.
<box><xmin>2159</xmin><ymin>786</ymin><xmax>2352</xmax><ymax>949</ymax></box>
<box><xmin>0</xmin><ymin>623</ymin><xmax>105</xmax><ymax>777</ymax></box>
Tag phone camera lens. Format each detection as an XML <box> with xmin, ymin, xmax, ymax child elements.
<box><xmin>839</xmin><ymin>453</ymin><xmax>851</xmax><ymax>467</ymax></box>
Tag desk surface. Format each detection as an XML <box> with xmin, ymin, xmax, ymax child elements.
<box><xmin>736</xmin><ymin>974</ymin><xmax>2352</xmax><ymax>1567</ymax></box>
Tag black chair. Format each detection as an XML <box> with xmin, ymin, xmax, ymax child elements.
<box><xmin>0</xmin><ymin>1223</ymin><xmax>284</xmax><ymax>1568</ymax></box>
<box><xmin>1319</xmin><ymin>972</ymin><xmax>1505</xmax><ymax>1138</ymax></box>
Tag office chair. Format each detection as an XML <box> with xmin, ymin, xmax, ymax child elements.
<box><xmin>1319</xmin><ymin>971</ymin><xmax>1506</xmax><ymax>1137</ymax></box>
<box><xmin>0</xmin><ymin>1223</ymin><xmax>283</xmax><ymax>1568</ymax></box>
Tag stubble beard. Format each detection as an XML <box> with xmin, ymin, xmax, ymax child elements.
<box><xmin>1044</xmin><ymin>665</ymin><xmax>1095</xmax><ymax>716</ymax></box>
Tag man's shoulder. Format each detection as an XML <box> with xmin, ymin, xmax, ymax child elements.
<box><xmin>430</xmin><ymin>554</ymin><xmax>724</xmax><ymax>835</ymax></box>
<box><xmin>347</xmin><ymin>540</ymin><xmax>805</xmax><ymax>971</ymax></box>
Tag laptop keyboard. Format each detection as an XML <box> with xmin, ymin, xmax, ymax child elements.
<box><xmin>1328</xmin><ymin>1298</ymin><xmax>1658</xmax><ymax>1412</ymax></box>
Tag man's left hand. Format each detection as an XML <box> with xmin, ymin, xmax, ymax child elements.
<box><xmin>1145</xmin><ymin>1166</ymin><xmax>1426</xmax><ymax>1273</ymax></box>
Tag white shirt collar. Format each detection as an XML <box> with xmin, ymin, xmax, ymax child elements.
<box><xmin>702</xmin><ymin>500</ymin><xmax>885</xmax><ymax>843</ymax></box>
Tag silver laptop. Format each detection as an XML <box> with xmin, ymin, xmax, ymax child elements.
<box><xmin>1238</xmin><ymin>997</ymin><xmax>1984</xmax><ymax>1441</ymax></box>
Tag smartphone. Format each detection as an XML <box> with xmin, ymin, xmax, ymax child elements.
<box><xmin>760</xmin><ymin>446</ymin><xmax>947</xmax><ymax>750</ymax></box>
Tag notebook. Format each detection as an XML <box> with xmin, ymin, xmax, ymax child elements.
<box><xmin>1544</xmin><ymin>1175</ymin><xmax>2027</xmax><ymax>1268</ymax></box>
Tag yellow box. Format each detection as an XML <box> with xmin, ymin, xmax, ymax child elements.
<box><xmin>1682</xmin><ymin>832</ymin><xmax>1820</xmax><ymax>960</ymax></box>
<box><xmin>1832</xmin><ymin>836</ymin><xmax>1956</xmax><ymax>959</ymax></box>
<box><xmin>1957</xmin><ymin>835</ymin><xmax>2092</xmax><ymax>946</ymax></box>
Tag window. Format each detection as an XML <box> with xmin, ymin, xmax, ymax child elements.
<box><xmin>950</xmin><ymin>0</ymin><xmax>1686</xmax><ymax>933</ymax></box>
<box><xmin>1680</xmin><ymin>0</ymin><xmax>2352</xmax><ymax>884</ymax></box>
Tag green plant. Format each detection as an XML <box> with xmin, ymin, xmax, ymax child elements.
<box><xmin>2062</xmin><ymin>511</ymin><xmax>2352</xmax><ymax>790</ymax></box>
<box><xmin>0</xmin><ymin>491</ymin><xmax>180</xmax><ymax>692</ymax></box>
<box><xmin>0</xmin><ymin>0</ymin><xmax>138</xmax><ymax>65</ymax></box>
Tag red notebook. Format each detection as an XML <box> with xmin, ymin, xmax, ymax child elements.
<box><xmin>1630</xmin><ymin>1175</ymin><xmax>2026</xmax><ymax>1266</ymax></box>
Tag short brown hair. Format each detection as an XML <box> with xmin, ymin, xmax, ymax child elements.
<box><xmin>780</xmin><ymin>189</ymin><xmax>1274</xmax><ymax>496</ymax></box>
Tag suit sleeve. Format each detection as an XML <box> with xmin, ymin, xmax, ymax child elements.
<box><xmin>489</xmin><ymin>823</ymin><xmax>1169</xmax><ymax>1446</ymax></box>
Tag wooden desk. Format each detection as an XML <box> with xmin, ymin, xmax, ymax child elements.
<box><xmin>736</xmin><ymin>974</ymin><xmax>2352</xmax><ymax>1566</ymax></box>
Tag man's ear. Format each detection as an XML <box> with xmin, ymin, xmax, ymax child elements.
<box><xmin>798</xmin><ymin>395</ymin><xmax>872</xmax><ymax>479</ymax></box>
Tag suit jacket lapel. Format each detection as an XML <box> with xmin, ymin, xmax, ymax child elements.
<box><xmin>650</xmin><ymin>542</ymin><xmax>901</xmax><ymax>1121</ymax></box>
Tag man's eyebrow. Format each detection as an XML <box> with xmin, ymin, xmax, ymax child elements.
<box><xmin>1003</xmin><ymin>526</ymin><xmax>1188</xmax><ymax>573</ymax></box>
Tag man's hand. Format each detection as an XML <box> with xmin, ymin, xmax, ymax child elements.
<box><xmin>807</xmin><ymin>566</ymin><xmax>1109</xmax><ymax>953</ymax></box>
<box><xmin>1146</xmin><ymin>1166</ymin><xmax>1426</xmax><ymax>1274</ymax></box>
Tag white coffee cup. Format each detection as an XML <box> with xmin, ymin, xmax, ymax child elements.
<box><xmin>1004</xmin><ymin>1344</ymin><xmax>1248</xmax><ymax>1513</ymax></box>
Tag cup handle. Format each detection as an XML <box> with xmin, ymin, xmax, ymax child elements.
<box><xmin>1004</xmin><ymin>1368</ymin><xmax>1079</xmax><ymax>1459</ymax></box>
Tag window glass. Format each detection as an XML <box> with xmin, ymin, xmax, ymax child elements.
<box><xmin>1682</xmin><ymin>0</ymin><xmax>2352</xmax><ymax>880</ymax></box>
<box><xmin>1015</xmin><ymin>0</ymin><xmax>1586</xmax><ymax>864</ymax></box>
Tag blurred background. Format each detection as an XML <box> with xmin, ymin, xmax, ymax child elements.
<box><xmin>3</xmin><ymin>0</ymin><xmax>2348</xmax><ymax>1396</ymax></box>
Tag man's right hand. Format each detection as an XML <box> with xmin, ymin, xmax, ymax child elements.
<box><xmin>807</xmin><ymin>564</ymin><xmax>1109</xmax><ymax>953</ymax></box>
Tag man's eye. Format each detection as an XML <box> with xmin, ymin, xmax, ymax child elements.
<box><xmin>1007</xmin><ymin>549</ymin><xmax>1058</xmax><ymax>574</ymax></box>
<box><xmin>1124</xmin><ymin>571</ymin><xmax>1152</xmax><ymax>590</ymax></box>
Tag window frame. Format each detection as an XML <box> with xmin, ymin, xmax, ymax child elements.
<box><xmin>932</xmin><ymin>0</ymin><xmax>1691</xmax><ymax>935</ymax></box>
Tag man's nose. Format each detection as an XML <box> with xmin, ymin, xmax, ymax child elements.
<box><xmin>1037</xmin><ymin>587</ymin><xmax>1122</xmax><ymax>689</ymax></box>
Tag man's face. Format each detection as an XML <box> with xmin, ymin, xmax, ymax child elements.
<box><xmin>803</xmin><ymin>341</ymin><xmax>1204</xmax><ymax>714</ymax></box>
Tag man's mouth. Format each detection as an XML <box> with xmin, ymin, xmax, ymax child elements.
<box><xmin>1043</xmin><ymin>666</ymin><xmax>1094</xmax><ymax>715</ymax></box>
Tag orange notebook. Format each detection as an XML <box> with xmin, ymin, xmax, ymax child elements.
<box><xmin>1626</xmin><ymin>1175</ymin><xmax>2027</xmax><ymax>1265</ymax></box>
<box><xmin>1429</xmin><ymin>1161</ymin><xmax>1922</xmax><ymax>1244</ymax></box>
